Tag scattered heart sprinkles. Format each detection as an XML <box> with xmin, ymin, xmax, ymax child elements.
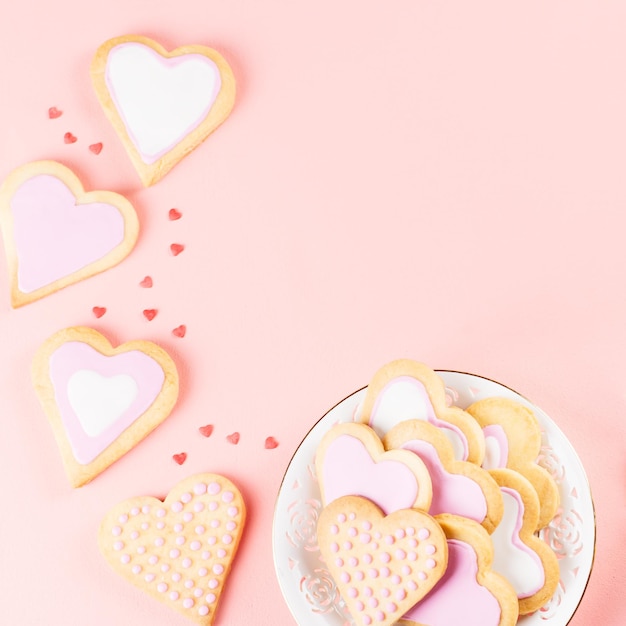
<box><xmin>143</xmin><ymin>309</ymin><xmax>158</xmax><ymax>321</ymax></box>
<box><xmin>169</xmin><ymin>208</ymin><xmax>182</xmax><ymax>221</ymax></box>
<box><xmin>172</xmin><ymin>325</ymin><xmax>187</xmax><ymax>338</ymax></box>
<box><xmin>92</xmin><ymin>306</ymin><xmax>107</xmax><ymax>318</ymax></box>
<box><xmin>264</xmin><ymin>437</ymin><xmax>279</xmax><ymax>450</ymax></box>
<box><xmin>172</xmin><ymin>453</ymin><xmax>187</xmax><ymax>465</ymax></box>
<box><xmin>64</xmin><ymin>132</ymin><xmax>77</xmax><ymax>144</ymax></box>
<box><xmin>48</xmin><ymin>106</ymin><xmax>63</xmax><ymax>119</ymax></box>
<box><xmin>89</xmin><ymin>142</ymin><xmax>103</xmax><ymax>155</ymax></box>
<box><xmin>170</xmin><ymin>243</ymin><xmax>185</xmax><ymax>256</ymax></box>
<box><xmin>199</xmin><ymin>425</ymin><xmax>214</xmax><ymax>438</ymax></box>
<box><xmin>139</xmin><ymin>276</ymin><xmax>153</xmax><ymax>288</ymax></box>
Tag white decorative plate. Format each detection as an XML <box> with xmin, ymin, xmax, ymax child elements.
<box><xmin>273</xmin><ymin>371</ymin><xmax>595</xmax><ymax>625</ymax></box>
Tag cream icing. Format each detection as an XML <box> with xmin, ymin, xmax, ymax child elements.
<box><xmin>490</xmin><ymin>487</ymin><xmax>545</xmax><ymax>598</ymax></box>
<box><xmin>49</xmin><ymin>342</ymin><xmax>165</xmax><ymax>464</ymax></box>
<box><xmin>105</xmin><ymin>43</ymin><xmax>222</xmax><ymax>164</ymax></box>
<box><xmin>482</xmin><ymin>425</ymin><xmax>509</xmax><ymax>470</ymax></box>
<box><xmin>402</xmin><ymin>539</ymin><xmax>502</xmax><ymax>625</ymax></box>
<box><xmin>399</xmin><ymin>439</ymin><xmax>487</xmax><ymax>522</ymax></box>
<box><xmin>368</xmin><ymin>376</ymin><xmax>469</xmax><ymax>460</ymax></box>
<box><xmin>10</xmin><ymin>175</ymin><xmax>125</xmax><ymax>293</ymax></box>
<box><xmin>321</xmin><ymin>435</ymin><xmax>420</xmax><ymax>515</ymax></box>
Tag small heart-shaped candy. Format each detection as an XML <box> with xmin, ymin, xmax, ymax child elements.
<box><xmin>170</xmin><ymin>243</ymin><xmax>185</xmax><ymax>256</ymax></box>
<box><xmin>139</xmin><ymin>275</ymin><xmax>153</xmax><ymax>288</ymax></box>
<box><xmin>226</xmin><ymin>432</ymin><xmax>240</xmax><ymax>445</ymax></box>
<box><xmin>92</xmin><ymin>306</ymin><xmax>107</xmax><ymax>318</ymax></box>
<box><xmin>143</xmin><ymin>309</ymin><xmax>158</xmax><ymax>321</ymax></box>
<box><xmin>264</xmin><ymin>436</ymin><xmax>279</xmax><ymax>449</ymax></box>
<box><xmin>0</xmin><ymin>161</ymin><xmax>139</xmax><ymax>307</ymax></box>
<box><xmin>172</xmin><ymin>325</ymin><xmax>187</xmax><ymax>338</ymax></box>
<box><xmin>32</xmin><ymin>326</ymin><xmax>179</xmax><ymax>487</ymax></box>
<box><xmin>89</xmin><ymin>142</ymin><xmax>103</xmax><ymax>155</ymax></box>
<box><xmin>91</xmin><ymin>35</ymin><xmax>236</xmax><ymax>186</ymax></box>
<box><xmin>99</xmin><ymin>473</ymin><xmax>245</xmax><ymax>625</ymax></box>
<box><xmin>169</xmin><ymin>208</ymin><xmax>182</xmax><ymax>220</ymax></box>
<box><xmin>199</xmin><ymin>424</ymin><xmax>214</xmax><ymax>438</ymax></box>
<box><xmin>318</xmin><ymin>496</ymin><xmax>448</xmax><ymax>626</ymax></box>
<box><xmin>172</xmin><ymin>452</ymin><xmax>187</xmax><ymax>465</ymax></box>
<box><xmin>48</xmin><ymin>107</ymin><xmax>63</xmax><ymax>119</ymax></box>
<box><xmin>64</xmin><ymin>132</ymin><xmax>77</xmax><ymax>144</ymax></box>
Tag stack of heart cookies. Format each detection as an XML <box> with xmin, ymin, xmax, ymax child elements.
<box><xmin>314</xmin><ymin>359</ymin><xmax>560</xmax><ymax>626</ymax></box>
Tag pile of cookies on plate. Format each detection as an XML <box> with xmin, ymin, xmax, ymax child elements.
<box><xmin>314</xmin><ymin>359</ymin><xmax>560</xmax><ymax>626</ymax></box>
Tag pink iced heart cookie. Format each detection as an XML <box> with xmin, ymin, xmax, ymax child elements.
<box><xmin>32</xmin><ymin>326</ymin><xmax>179</xmax><ymax>487</ymax></box>
<box><xmin>317</xmin><ymin>496</ymin><xmax>448</xmax><ymax>626</ymax></box>
<box><xmin>99</xmin><ymin>473</ymin><xmax>245</xmax><ymax>625</ymax></box>
<box><xmin>91</xmin><ymin>35</ymin><xmax>236</xmax><ymax>186</ymax></box>
<box><xmin>398</xmin><ymin>515</ymin><xmax>519</xmax><ymax>626</ymax></box>
<box><xmin>357</xmin><ymin>359</ymin><xmax>485</xmax><ymax>464</ymax></box>
<box><xmin>315</xmin><ymin>422</ymin><xmax>433</xmax><ymax>514</ymax></box>
<box><xmin>0</xmin><ymin>161</ymin><xmax>139</xmax><ymax>307</ymax></box>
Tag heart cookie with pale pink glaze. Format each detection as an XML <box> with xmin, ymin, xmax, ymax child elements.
<box><xmin>0</xmin><ymin>161</ymin><xmax>139</xmax><ymax>307</ymax></box>
<box><xmin>91</xmin><ymin>35</ymin><xmax>236</xmax><ymax>186</ymax></box>
<box><xmin>317</xmin><ymin>495</ymin><xmax>448</xmax><ymax>626</ymax></box>
<box><xmin>99</xmin><ymin>473</ymin><xmax>246</xmax><ymax>626</ymax></box>
<box><xmin>32</xmin><ymin>326</ymin><xmax>179</xmax><ymax>487</ymax></box>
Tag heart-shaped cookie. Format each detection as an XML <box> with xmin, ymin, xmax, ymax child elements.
<box><xmin>0</xmin><ymin>161</ymin><xmax>139</xmax><ymax>307</ymax></box>
<box><xmin>91</xmin><ymin>35</ymin><xmax>236</xmax><ymax>186</ymax></box>
<box><xmin>99</xmin><ymin>473</ymin><xmax>245</xmax><ymax>625</ymax></box>
<box><xmin>315</xmin><ymin>422</ymin><xmax>433</xmax><ymax>514</ymax></box>
<box><xmin>32</xmin><ymin>326</ymin><xmax>179</xmax><ymax>487</ymax></box>
<box><xmin>317</xmin><ymin>496</ymin><xmax>448</xmax><ymax>626</ymax></box>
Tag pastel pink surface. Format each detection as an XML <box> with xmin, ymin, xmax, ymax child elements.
<box><xmin>321</xmin><ymin>434</ymin><xmax>420</xmax><ymax>515</ymax></box>
<box><xmin>11</xmin><ymin>174</ymin><xmax>125</xmax><ymax>292</ymax></box>
<box><xmin>0</xmin><ymin>3</ymin><xmax>625</xmax><ymax>626</ymax></box>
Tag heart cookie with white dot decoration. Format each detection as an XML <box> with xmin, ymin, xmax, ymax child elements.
<box><xmin>0</xmin><ymin>161</ymin><xmax>139</xmax><ymax>307</ymax></box>
<box><xmin>317</xmin><ymin>495</ymin><xmax>448</xmax><ymax>626</ymax></box>
<box><xmin>99</xmin><ymin>474</ymin><xmax>246</xmax><ymax>625</ymax></box>
<box><xmin>32</xmin><ymin>326</ymin><xmax>179</xmax><ymax>487</ymax></box>
<box><xmin>91</xmin><ymin>35</ymin><xmax>236</xmax><ymax>186</ymax></box>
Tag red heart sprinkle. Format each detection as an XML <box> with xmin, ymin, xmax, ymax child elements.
<box><xmin>143</xmin><ymin>309</ymin><xmax>157</xmax><ymax>321</ymax></box>
<box><xmin>173</xmin><ymin>453</ymin><xmax>187</xmax><ymax>465</ymax></box>
<box><xmin>199</xmin><ymin>424</ymin><xmax>214</xmax><ymax>438</ymax></box>
<box><xmin>89</xmin><ymin>142</ymin><xmax>103</xmax><ymax>155</ymax></box>
<box><xmin>139</xmin><ymin>276</ymin><xmax>153</xmax><ymax>288</ymax></box>
<box><xmin>172</xmin><ymin>325</ymin><xmax>186</xmax><ymax>338</ymax></box>
<box><xmin>226</xmin><ymin>432</ymin><xmax>240</xmax><ymax>445</ymax></box>
<box><xmin>48</xmin><ymin>107</ymin><xmax>63</xmax><ymax>119</ymax></box>
<box><xmin>169</xmin><ymin>208</ymin><xmax>182</xmax><ymax>220</ymax></box>
<box><xmin>170</xmin><ymin>243</ymin><xmax>185</xmax><ymax>256</ymax></box>
<box><xmin>265</xmin><ymin>436</ymin><xmax>279</xmax><ymax>449</ymax></box>
<box><xmin>92</xmin><ymin>306</ymin><xmax>106</xmax><ymax>318</ymax></box>
<box><xmin>64</xmin><ymin>132</ymin><xmax>77</xmax><ymax>144</ymax></box>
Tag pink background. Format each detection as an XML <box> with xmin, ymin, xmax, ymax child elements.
<box><xmin>0</xmin><ymin>1</ymin><xmax>625</xmax><ymax>624</ymax></box>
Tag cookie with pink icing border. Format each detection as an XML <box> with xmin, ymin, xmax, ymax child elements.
<box><xmin>315</xmin><ymin>422</ymin><xmax>433</xmax><ymax>514</ymax></box>
<box><xmin>466</xmin><ymin>397</ymin><xmax>559</xmax><ymax>529</ymax></box>
<box><xmin>383</xmin><ymin>420</ymin><xmax>503</xmax><ymax>533</ymax></box>
<box><xmin>487</xmin><ymin>468</ymin><xmax>560</xmax><ymax>615</ymax></box>
<box><xmin>32</xmin><ymin>326</ymin><xmax>179</xmax><ymax>487</ymax></box>
<box><xmin>357</xmin><ymin>359</ymin><xmax>485</xmax><ymax>464</ymax></box>
<box><xmin>91</xmin><ymin>35</ymin><xmax>236</xmax><ymax>186</ymax></box>
<box><xmin>0</xmin><ymin>160</ymin><xmax>139</xmax><ymax>307</ymax></box>
<box><xmin>317</xmin><ymin>495</ymin><xmax>448</xmax><ymax>626</ymax></box>
<box><xmin>398</xmin><ymin>514</ymin><xmax>519</xmax><ymax>626</ymax></box>
<box><xmin>99</xmin><ymin>473</ymin><xmax>245</xmax><ymax>625</ymax></box>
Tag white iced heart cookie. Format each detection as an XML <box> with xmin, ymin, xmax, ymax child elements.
<box><xmin>91</xmin><ymin>35</ymin><xmax>236</xmax><ymax>186</ymax></box>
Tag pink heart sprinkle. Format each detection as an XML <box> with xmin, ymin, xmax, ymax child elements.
<box><xmin>199</xmin><ymin>424</ymin><xmax>214</xmax><ymax>438</ymax></box>
<box><xmin>265</xmin><ymin>437</ymin><xmax>279</xmax><ymax>449</ymax></box>
<box><xmin>92</xmin><ymin>306</ymin><xmax>106</xmax><ymax>318</ymax></box>
<box><xmin>172</xmin><ymin>325</ymin><xmax>186</xmax><ymax>338</ymax></box>
<box><xmin>170</xmin><ymin>243</ymin><xmax>185</xmax><ymax>256</ymax></box>
<box><xmin>169</xmin><ymin>208</ymin><xmax>182</xmax><ymax>221</ymax></box>
<box><xmin>226</xmin><ymin>432</ymin><xmax>240</xmax><ymax>445</ymax></box>
<box><xmin>89</xmin><ymin>142</ymin><xmax>103</xmax><ymax>155</ymax></box>
<box><xmin>139</xmin><ymin>276</ymin><xmax>153</xmax><ymax>288</ymax></box>
<box><xmin>173</xmin><ymin>453</ymin><xmax>187</xmax><ymax>465</ymax></box>
<box><xmin>143</xmin><ymin>309</ymin><xmax>157</xmax><ymax>321</ymax></box>
<box><xmin>48</xmin><ymin>107</ymin><xmax>63</xmax><ymax>119</ymax></box>
<box><xmin>64</xmin><ymin>132</ymin><xmax>77</xmax><ymax>144</ymax></box>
